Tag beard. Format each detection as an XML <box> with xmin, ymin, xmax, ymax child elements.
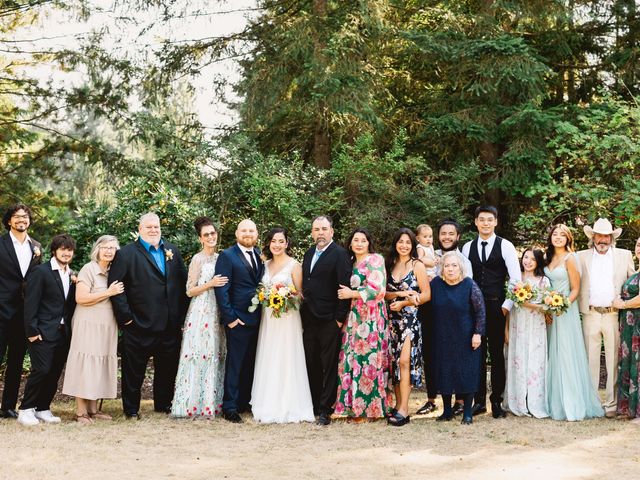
<box><xmin>440</xmin><ymin>241</ymin><xmax>459</xmax><ymax>252</ymax></box>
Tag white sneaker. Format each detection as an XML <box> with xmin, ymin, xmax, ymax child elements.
<box><xmin>34</xmin><ymin>409</ymin><xmax>61</xmax><ymax>424</ymax></box>
<box><xmin>17</xmin><ymin>408</ymin><xmax>40</xmax><ymax>426</ymax></box>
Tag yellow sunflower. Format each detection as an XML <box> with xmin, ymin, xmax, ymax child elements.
<box><xmin>551</xmin><ymin>295</ymin><xmax>563</xmax><ymax>307</ymax></box>
<box><xmin>269</xmin><ymin>294</ymin><xmax>284</xmax><ymax>309</ymax></box>
<box><xmin>516</xmin><ymin>290</ymin><xmax>528</xmax><ymax>301</ymax></box>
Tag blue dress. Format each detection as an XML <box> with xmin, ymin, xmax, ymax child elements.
<box><xmin>430</xmin><ymin>277</ymin><xmax>486</xmax><ymax>395</ymax></box>
<box><xmin>544</xmin><ymin>255</ymin><xmax>604</xmax><ymax>421</ymax></box>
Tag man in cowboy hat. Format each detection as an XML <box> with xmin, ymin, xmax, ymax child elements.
<box><xmin>577</xmin><ymin>218</ymin><xmax>635</xmax><ymax>417</ymax></box>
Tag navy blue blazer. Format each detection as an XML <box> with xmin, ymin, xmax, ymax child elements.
<box><xmin>214</xmin><ymin>244</ymin><xmax>264</xmax><ymax>327</ymax></box>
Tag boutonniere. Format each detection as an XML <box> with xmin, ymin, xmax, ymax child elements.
<box><xmin>32</xmin><ymin>246</ymin><xmax>41</xmax><ymax>258</ymax></box>
<box><xmin>165</xmin><ymin>249</ymin><xmax>174</xmax><ymax>261</ymax></box>
<box><xmin>70</xmin><ymin>273</ymin><xmax>78</xmax><ymax>284</ymax></box>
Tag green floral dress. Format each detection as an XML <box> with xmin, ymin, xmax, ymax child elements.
<box><xmin>617</xmin><ymin>271</ymin><xmax>640</xmax><ymax>418</ymax></box>
<box><xmin>334</xmin><ymin>254</ymin><xmax>390</xmax><ymax>418</ymax></box>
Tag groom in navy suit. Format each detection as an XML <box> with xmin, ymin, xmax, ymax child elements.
<box><xmin>215</xmin><ymin>219</ymin><xmax>264</xmax><ymax>423</ymax></box>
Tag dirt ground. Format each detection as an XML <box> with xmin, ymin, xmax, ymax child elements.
<box><xmin>0</xmin><ymin>389</ymin><xmax>637</xmax><ymax>480</ymax></box>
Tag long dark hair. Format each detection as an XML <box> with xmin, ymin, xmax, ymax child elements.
<box><xmin>385</xmin><ymin>227</ymin><xmax>418</xmax><ymax>273</ymax></box>
<box><xmin>545</xmin><ymin>224</ymin><xmax>574</xmax><ymax>265</ymax></box>
<box><xmin>263</xmin><ymin>227</ymin><xmax>293</xmax><ymax>260</ymax></box>
<box><xmin>520</xmin><ymin>247</ymin><xmax>546</xmax><ymax>277</ymax></box>
<box><xmin>345</xmin><ymin>227</ymin><xmax>375</xmax><ymax>263</ymax></box>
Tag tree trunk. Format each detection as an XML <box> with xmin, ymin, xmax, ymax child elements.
<box><xmin>311</xmin><ymin>0</ymin><xmax>331</xmax><ymax>168</ymax></box>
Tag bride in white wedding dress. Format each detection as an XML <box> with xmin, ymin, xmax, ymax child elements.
<box><xmin>251</xmin><ymin>228</ymin><xmax>315</xmax><ymax>423</ymax></box>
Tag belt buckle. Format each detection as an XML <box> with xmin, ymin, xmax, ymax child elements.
<box><xmin>591</xmin><ymin>306</ymin><xmax>614</xmax><ymax>314</ymax></box>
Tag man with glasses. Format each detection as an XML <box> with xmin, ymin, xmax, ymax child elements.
<box><xmin>0</xmin><ymin>204</ymin><xmax>42</xmax><ymax>419</ymax></box>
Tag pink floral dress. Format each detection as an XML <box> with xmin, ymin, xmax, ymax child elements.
<box><xmin>334</xmin><ymin>254</ymin><xmax>390</xmax><ymax>418</ymax></box>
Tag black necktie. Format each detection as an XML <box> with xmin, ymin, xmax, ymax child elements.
<box><xmin>481</xmin><ymin>241</ymin><xmax>488</xmax><ymax>263</ymax></box>
<box><xmin>247</xmin><ymin>250</ymin><xmax>258</xmax><ymax>273</ymax></box>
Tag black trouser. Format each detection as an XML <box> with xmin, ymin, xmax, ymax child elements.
<box><xmin>419</xmin><ymin>303</ymin><xmax>437</xmax><ymax>399</ymax></box>
<box><xmin>20</xmin><ymin>332</ymin><xmax>69</xmax><ymax>411</ymax></box>
<box><xmin>222</xmin><ymin>324</ymin><xmax>258</xmax><ymax>413</ymax></box>
<box><xmin>302</xmin><ymin>316</ymin><xmax>341</xmax><ymax>414</ymax></box>
<box><xmin>475</xmin><ymin>296</ymin><xmax>506</xmax><ymax>406</ymax></box>
<box><xmin>0</xmin><ymin>317</ymin><xmax>28</xmax><ymax>410</ymax></box>
<box><xmin>120</xmin><ymin>325</ymin><xmax>180</xmax><ymax>415</ymax></box>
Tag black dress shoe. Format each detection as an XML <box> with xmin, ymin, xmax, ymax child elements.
<box><xmin>223</xmin><ymin>411</ymin><xmax>243</xmax><ymax>423</ymax></box>
<box><xmin>452</xmin><ymin>402</ymin><xmax>464</xmax><ymax>416</ymax></box>
<box><xmin>461</xmin><ymin>416</ymin><xmax>473</xmax><ymax>425</ymax></box>
<box><xmin>491</xmin><ymin>402</ymin><xmax>506</xmax><ymax>419</ymax></box>
<box><xmin>125</xmin><ymin>412</ymin><xmax>141</xmax><ymax>420</ymax></box>
<box><xmin>471</xmin><ymin>403</ymin><xmax>487</xmax><ymax>416</ymax></box>
<box><xmin>1</xmin><ymin>409</ymin><xmax>18</xmax><ymax>419</ymax></box>
<box><xmin>436</xmin><ymin>413</ymin><xmax>453</xmax><ymax>422</ymax></box>
<box><xmin>317</xmin><ymin>412</ymin><xmax>331</xmax><ymax>426</ymax></box>
<box><xmin>154</xmin><ymin>406</ymin><xmax>172</xmax><ymax>414</ymax></box>
<box><xmin>416</xmin><ymin>401</ymin><xmax>437</xmax><ymax>415</ymax></box>
<box><xmin>387</xmin><ymin>412</ymin><xmax>410</xmax><ymax>427</ymax></box>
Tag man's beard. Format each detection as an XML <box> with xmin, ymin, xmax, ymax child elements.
<box><xmin>440</xmin><ymin>242</ymin><xmax>459</xmax><ymax>252</ymax></box>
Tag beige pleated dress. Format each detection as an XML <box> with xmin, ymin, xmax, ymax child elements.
<box><xmin>62</xmin><ymin>261</ymin><xmax>118</xmax><ymax>399</ymax></box>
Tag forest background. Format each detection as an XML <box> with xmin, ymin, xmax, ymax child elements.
<box><xmin>2</xmin><ymin>0</ymin><xmax>639</xmax><ymax>266</ymax></box>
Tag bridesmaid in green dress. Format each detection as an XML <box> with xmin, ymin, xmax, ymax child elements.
<box><xmin>544</xmin><ymin>224</ymin><xmax>604</xmax><ymax>421</ymax></box>
<box><xmin>334</xmin><ymin>228</ymin><xmax>390</xmax><ymax>422</ymax></box>
<box><xmin>613</xmin><ymin>236</ymin><xmax>640</xmax><ymax>424</ymax></box>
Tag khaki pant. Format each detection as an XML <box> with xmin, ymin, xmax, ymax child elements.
<box><xmin>582</xmin><ymin>311</ymin><xmax>619</xmax><ymax>412</ymax></box>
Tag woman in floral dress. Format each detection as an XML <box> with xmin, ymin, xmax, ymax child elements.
<box><xmin>334</xmin><ymin>228</ymin><xmax>390</xmax><ymax>422</ymax></box>
<box><xmin>613</xmin><ymin>236</ymin><xmax>640</xmax><ymax>423</ymax></box>
<box><xmin>171</xmin><ymin>217</ymin><xmax>229</xmax><ymax>418</ymax></box>
<box><xmin>385</xmin><ymin>227</ymin><xmax>430</xmax><ymax>426</ymax></box>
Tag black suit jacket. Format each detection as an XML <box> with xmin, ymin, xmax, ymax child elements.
<box><xmin>24</xmin><ymin>262</ymin><xmax>76</xmax><ymax>341</ymax></box>
<box><xmin>0</xmin><ymin>233</ymin><xmax>42</xmax><ymax>324</ymax></box>
<box><xmin>214</xmin><ymin>244</ymin><xmax>264</xmax><ymax>327</ymax></box>
<box><xmin>108</xmin><ymin>239</ymin><xmax>189</xmax><ymax>333</ymax></box>
<box><xmin>301</xmin><ymin>241</ymin><xmax>352</xmax><ymax>323</ymax></box>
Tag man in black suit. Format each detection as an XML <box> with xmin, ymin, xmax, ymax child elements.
<box><xmin>301</xmin><ymin>215</ymin><xmax>351</xmax><ymax>425</ymax></box>
<box><xmin>0</xmin><ymin>203</ymin><xmax>42</xmax><ymax>419</ymax></box>
<box><xmin>18</xmin><ymin>234</ymin><xmax>76</xmax><ymax>426</ymax></box>
<box><xmin>108</xmin><ymin>212</ymin><xmax>188</xmax><ymax>418</ymax></box>
<box><xmin>214</xmin><ymin>219</ymin><xmax>263</xmax><ymax>423</ymax></box>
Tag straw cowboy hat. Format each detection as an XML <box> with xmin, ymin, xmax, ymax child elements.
<box><xmin>583</xmin><ymin>218</ymin><xmax>622</xmax><ymax>239</ymax></box>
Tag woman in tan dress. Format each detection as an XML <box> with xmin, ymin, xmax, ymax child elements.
<box><xmin>62</xmin><ymin>235</ymin><xmax>124</xmax><ymax>424</ymax></box>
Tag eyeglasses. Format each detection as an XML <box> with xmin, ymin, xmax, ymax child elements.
<box><xmin>11</xmin><ymin>214</ymin><xmax>29</xmax><ymax>220</ymax></box>
<box><xmin>99</xmin><ymin>246</ymin><xmax>118</xmax><ymax>251</ymax></box>
<box><xmin>202</xmin><ymin>232</ymin><xmax>217</xmax><ymax>238</ymax></box>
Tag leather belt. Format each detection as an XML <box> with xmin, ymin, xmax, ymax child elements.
<box><xmin>588</xmin><ymin>306</ymin><xmax>617</xmax><ymax>314</ymax></box>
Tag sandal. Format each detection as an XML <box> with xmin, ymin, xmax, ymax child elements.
<box><xmin>76</xmin><ymin>413</ymin><xmax>93</xmax><ymax>425</ymax></box>
<box><xmin>89</xmin><ymin>411</ymin><xmax>112</xmax><ymax>421</ymax></box>
<box><xmin>387</xmin><ymin>411</ymin><xmax>410</xmax><ymax>427</ymax></box>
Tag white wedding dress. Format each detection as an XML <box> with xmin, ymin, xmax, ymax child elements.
<box><xmin>251</xmin><ymin>259</ymin><xmax>315</xmax><ymax>423</ymax></box>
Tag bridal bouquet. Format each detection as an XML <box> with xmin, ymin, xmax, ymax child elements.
<box><xmin>248</xmin><ymin>282</ymin><xmax>300</xmax><ymax>318</ymax></box>
<box><xmin>541</xmin><ymin>289</ymin><xmax>571</xmax><ymax>316</ymax></box>
<box><xmin>505</xmin><ymin>281</ymin><xmax>536</xmax><ymax>306</ymax></box>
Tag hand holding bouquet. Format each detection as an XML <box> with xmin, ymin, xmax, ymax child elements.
<box><xmin>248</xmin><ymin>282</ymin><xmax>300</xmax><ymax>318</ymax></box>
<box><xmin>541</xmin><ymin>289</ymin><xmax>571</xmax><ymax>317</ymax></box>
<box><xmin>505</xmin><ymin>281</ymin><xmax>535</xmax><ymax>306</ymax></box>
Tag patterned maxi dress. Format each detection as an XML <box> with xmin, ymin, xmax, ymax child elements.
<box><xmin>617</xmin><ymin>271</ymin><xmax>640</xmax><ymax>418</ymax></box>
<box><xmin>504</xmin><ymin>275</ymin><xmax>550</xmax><ymax>418</ymax></box>
<box><xmin>334</xmin><ymin>253</ymin><xmax>390</xmax><ymax>418</ymax></box>
<box><xmin>171</xmin><ymin>252</ymin><xmax>226</xmax><ymax>418</ymax></box>
<box><xmin>387</xmin><ymin>266</ymin><xmax>423</xmax><ymax>387</ymax></box>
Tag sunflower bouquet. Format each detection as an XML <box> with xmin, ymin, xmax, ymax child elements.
<box><xmin>541</xmin><ymin>289</ymin><xmax>571</xmax><ymax>316</ymax></box>
<box><xmin>248</xmin><ymin>282</ymin><xmax>300</xmax><ymax>318</ymax></box>
<box><xmin>505</xmin><ymin>281</ymin><xmax>536</xmax><ymax>306</ymax></box>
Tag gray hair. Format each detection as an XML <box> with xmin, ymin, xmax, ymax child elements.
<box><xmin>90</xmin><ymin>235</ymin><xmax>120</xmax><ymax>262</ymax></box>
<box><xmin>587</xmin><ymin>235</ymin><xmax>616</xmax><ymax>249</ymax></box>
<box><xmin>312</xmin><ymin>215</ymin><xmax>333</xmax><ymax>227</ymax></box>
<box><xmin>138</xmin><ymin>212</ymin><xmax>160</xmax><ymax>227</ymax></box>
<box><xmin>439</xmin><ymin>251</ymin><xmax>467</xmax><ymax>280</ymax></box>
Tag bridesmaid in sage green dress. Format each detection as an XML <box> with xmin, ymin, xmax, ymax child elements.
<box><xmin>544</xmin><ymin>224</ymin><xmax>603</xmax><ymax>421</ymax></box>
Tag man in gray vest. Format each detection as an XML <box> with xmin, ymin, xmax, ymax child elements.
<box><xmin>462</xmin><ymin>206</ymin><xmax>520</xmax><ymax>418</ymax></box>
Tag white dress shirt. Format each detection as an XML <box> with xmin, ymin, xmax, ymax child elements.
<box><xmin>310</xmin><ymin>240</ymin><xmax>333</xmax><ymax>271</ymax></box>
<box><xmin>237</xmin><ymin>243</ymin><xmax>258</xmax><ymax>268</ymax></box>
<box><xmin>10</xmin><ymin>231</ymin><xmax>32</xmax><ymax>277</ymax></box>
<box><xmin>589</xmin><ymin>248</ymin><xmax>615</xmax><ymax>307</ymax></box>
<box><xmin>462</xmin><ymin>234</ymin><xmax>522</xmax><ymax>310</ymax></box>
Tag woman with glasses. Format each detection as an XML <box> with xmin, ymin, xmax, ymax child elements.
<box><xmin>62</xmin><ymin>235</ymin><xmax>124</xmax><ymax>423</ymax></box>
<box><xmin>171</xmin><ymin>217</ymin><xmax>229</xmax><ymax>418</ymax></box>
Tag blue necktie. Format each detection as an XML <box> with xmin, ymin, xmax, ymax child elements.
<box><xmin>310</xmin><ymin>249</ymin><xmax>322</xmax><ymax>272</ymax></box>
